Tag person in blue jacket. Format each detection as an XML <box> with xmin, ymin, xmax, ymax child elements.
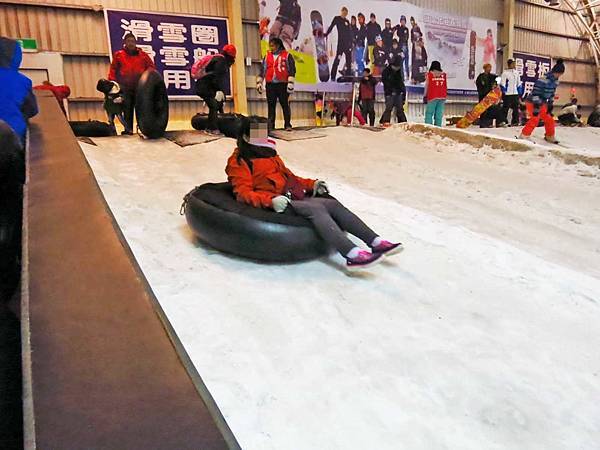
<box><xmin>0</xmin><ymin>37</ymin><xmax>38</xmax><ymax>144</ymax></box>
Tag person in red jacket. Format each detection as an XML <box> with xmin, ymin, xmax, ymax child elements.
<box><xmin>108</xmin><ymin>32</ymin><xmax>154</xmax><ymax>134</ymax></box>
<box><xmin>423</xmin><ymin>61</ymin><xmax>447</xmax><ymax>127</ymax></box>
<box><xmin>33</xmin><ymin>81</ymin><xmax>71</xmax><ymax>116</ymax></box>
<box><xmin>225</xmin><ymin>116</ymin><xmax>402</xmax><ymax>270</ymax></box>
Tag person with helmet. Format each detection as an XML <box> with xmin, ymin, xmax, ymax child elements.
<box><xmin>108</xmin><ymin>32</ymin><xmax>154</xmax><ymax>135</ymax></box>
<box><xmin>195</xmin><ymin>44</ymin><xmax>237</xmax><ymax>135</ymax></box>
<box><xmin>256</xmin><ymin>37</ymin><xmax>296</xmax><ymax>131</ymax></box>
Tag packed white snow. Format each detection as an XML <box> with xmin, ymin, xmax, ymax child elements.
<box><xmin>80</xmin><ymin>126</ymin><xmax>600</xmax><ymax>450</ymax></box>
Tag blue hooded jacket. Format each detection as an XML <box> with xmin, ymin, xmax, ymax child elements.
<box><xmin>528</xmin><ymin>72</ymin><xmax>559</xmax><ymax>105</ymax></box>
<box><xmin>0</xmin><ymin>37</ymin><xmax>38</xmax><ymax>143</ymax></box>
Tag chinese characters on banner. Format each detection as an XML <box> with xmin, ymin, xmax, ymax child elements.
<box><xmin>105</xmin><ymin>9</ymin><xmax>230</xmax><ymax>98</ymax></box>
<box><xmin>513</xmin><ymin>52</ymin><xmax>552</xmax><ymax>98</ymax></box>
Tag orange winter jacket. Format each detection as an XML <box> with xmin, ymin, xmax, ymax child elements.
<box><xmin>226</xmin><ymin>149</ymin><xmax>316</xmax><ymax>209</ymax></box>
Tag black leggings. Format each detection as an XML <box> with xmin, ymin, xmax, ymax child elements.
<box><xmin>266</xmin><ymin>83</ymin><xmax>291</xmax><ymax>130</ymax></box>
<box><xmin>291</xmin><ymin>197</ymin><xmax>378</xmax><ymax>255</ymax></box>
<box><xmin>122</xmin><ymin>91</ymin><xmax>136</xmax><ymax>133</ymax></box>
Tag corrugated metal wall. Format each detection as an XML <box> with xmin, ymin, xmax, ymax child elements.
<box><xmin>0</xmin><ymin>0</ymin><xmax>227</xmax><ymax>122</ymax></box>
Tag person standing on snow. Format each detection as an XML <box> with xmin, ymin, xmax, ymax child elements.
<box><xmin>226</xmin><ymin>116</ymin><xmax>402</xmax><ymax>270</ymax></box>
<box><xmin>476</xmin><ymin>63</ymin><xmax>505</xmax><ymax>128</ymax></box>
<box><xmin>380</xmin><ymin>56</ymin><xmax>407</xmax><ymax>126</ymax></box>
<box><xmin>108</xmin><ymin>33</ymin><xmax>154</xmax><ymax>135</ymax></box>
<box><xmin>519</xmin><ymin>59</ymin><xmax>565</xmax><ymax>143</ymax></box>
<box><xmin>0</xmin><ymin>37</ymin><xmax>38</xmax><ymax>144</ymax></box>
<box><xmin>257</xmin><ymin>37</ymin><xmax>296</xmax><ymax>131</ymax></box>
<box><xmin>325</xmin><ymin>7</ymin><xmax>353</xmax><ymax>80</ymax></box>
<box><xmin>500</xmin><ymin>59</ymin><xmax>522</xmax><ymax>126</ymax></box>
<box><xmin>358</xmin><ymin>68</ymin><xmax>378</xmax><ymax>126</ymax></box>
<box><xmin>195</xmin><ymin>44</ymin><xmax>237</xmax><ymax>135</ymax></box>
<box><xmin>423</xmin><ymin>61</ymin><xmax>447</xmax><ymax>127</ymax></box>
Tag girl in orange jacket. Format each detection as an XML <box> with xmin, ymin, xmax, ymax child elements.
<box><xmin>225</xmin><ymin>116</ymin><xmax>402</xmax><ymax>269</ymax></box>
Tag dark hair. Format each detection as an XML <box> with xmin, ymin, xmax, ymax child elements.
<box><xmin>269</xmin><ymin>37</ymin><xmax>284</xmax><ymax>51</ymax></box>
<box><xmin>364</xmin><ymin>67</ymin><xmax>371</xmax><ymax>73</ymax></box>
<box><xmin>429</xmin><ymin>61</ymin><xmax>442</xmax><ymax>71</ymax></box>
<box><xmin>341</xmin><ymin>6</ymin><xmax>348</xmax><ymax>12</ymax></box>
<box><xmin>370</xmin><ymin>13</ymin><xmax>376</xmax><ymax>18</ymax></box>
<box><xmin>96</xmin><ymin>78</ymin><xmax>113</xmax><ymax>94</ymax></box>
<box><xmin>507</xmin><ymin>58</ymin><xmax>514</xmax><ymax>65</ymax></box>
<box><xmin>358</xmin><ymin>13</ymin><xmax>365</xmax><ymax>19</ymax></box>
<box><xmin>123</xmin><ymin>32</ymin><xmax>136</xmax><ymax>41</ymax></box>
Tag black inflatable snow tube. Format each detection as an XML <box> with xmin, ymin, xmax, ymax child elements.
<box><xmin>136</xmin><ymin>69</ymin><xmax>169</xmax><ymax>138</ymax></box>
<box><xmin>182</xmin><ymin>183</ymin><xmax>330</xmax><ymax>262</ymax></box>
<box><xmin>69</xmin><ymin>120</ymin><xmax>115</xmax><ymax>137</ymax></box>
<box><xmin>190</xmin><ymin>113</ymin><xmax>251</xmax><ymax>138</ymax></box>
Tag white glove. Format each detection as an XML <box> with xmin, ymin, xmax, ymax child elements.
<box><xmin>215</xmin><ymin>91</ymin><xmax>225</xmax><ymax>102</ymax></box>
<box><xmin>287</xmin><ymin>76</ymin><xmax>295</xmax><ymax>94</ymax></box>
<box><xmin>312</xmin><ymin>180</ymin><xmax>329</xmax><ymax>197</ymax></box>
<box><xmin>272</xmin><ymin>195</ymin><xmax>291</xmax><ymax>213</ymax></box>
<box><xmin>113</xmin><ymin>96</ymin><xmax>124</xmax><ymax>104</ymax></box>
<box><xmin>256</xmin><ymin>76</ymin><xmax>264</xmax><ymax>95</ymax></box>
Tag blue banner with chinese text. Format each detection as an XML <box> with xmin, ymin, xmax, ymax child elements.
<box><xmin>105</xmin><ymin>9</ymin><xmax>230</xmax><ymax>98</ymax></box>
<box><xmin>513</xmin><ymin>52</ymin><xmax>552</xmax><ymax>99</ymax></box>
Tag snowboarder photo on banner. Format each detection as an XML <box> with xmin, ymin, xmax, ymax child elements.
<box><xmin>519</xmin><ymin>59</ymin><xmax>565</xmax><ymax>144</ymax></box>
<box><xmin>499</xmin><ymin>58</ymin><xmax>523</xmax><ymax>126</ymax></box>
<box><xmin>365</xmin><ymin>13</ymin><xmax>382</xmax><ymax>70</ymax></box>
<box><xmin>226</xmin><ymin>116</ymin><xmax>402</xmax><ymax>270</ymax></box>
<box><xmin>325</xmin><ymin>6</ymin><xmax>353</xmax><ymax>80</ymax></box>
<box><xmin>353</xmin><ymin>13</ymin><xmax>368</xmax><ymax>76</ymax></box>
<box><xmin>270</xmin><ymin>0</ymin><xmax>302</xmax><ymax>49</ymax></box>
<box><xmin>257</xmin><ymin>37</ymin><xmax>296</xmax><ymax>131</ymax></box>
<box><xmin>108</xmin><ymin>32</ymin><xmax>154</xmax><ymax>135</ymax></box>
<box><xmin>411</xmin><ymin>37</ymin><xmax>428</xmax><ymax>84</ymax></box>
<box><xmin>193</xmin><ymin>44</ymin><xmax>236</xmax><ymax>135</ymax></box>
<box><xmin>372</xmin><ymin>35</ymin><xmax>388</xmax><ymax>76</ymax></box>
<box><xmin>381</xmin><ymin>18</ymin><xmax>395</xmax><ymax>53</ymax></box>
<box><xmin>478</xmin><ymin>28</ymin><xmax>496</xmax><ymax>66</ymax></box>
<box><xmin>423</xmin><ymin>61</ymin><xmax>447</xmax><ymax>127</ymax></box>
<box><xmin>396</xmin><ymin>15</ymin><xmax>410</xmax><ymax>79</ymax></box>
<box><xmin>380</xmin><ymin>56</ymin><xmax>407</xmax><ymax>126</ymax></box>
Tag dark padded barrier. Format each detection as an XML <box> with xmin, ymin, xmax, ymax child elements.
<box><xmin>136</xmin><ymin>69</ymin><xmax>169</xmax><ymax>138</ymax></box>
<box><xmin>191</xmin><ymin>113</ymin><xmax>249</xmax><ymax>138</ymax></box>
<box><xmin>182</xmin><ymin>183</ymin><xmax>330</xmax><ymax>262</ymax></box>
<box><xmin>69</xmin><ymin>120</ymin><xmax>115</xmax><ymax>137</ymax></box>
<box><xmin>23</xmin><ymin>91</ymin><xmax>237</xmax><ymax>450</ymax></box>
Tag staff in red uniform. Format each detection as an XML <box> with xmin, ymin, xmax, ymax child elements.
<box><xmin>256</xmin><ymin>37</ymin><xmax>296</xmax><ymax>131</ymax></box>
<box><xmin>423</xmin><ymin>61</ymin><xmax>447</xmax><ymax>127</ymax></box>
<box><xmin>108</xmin><ymin>32</ymin><xmax>154</xmax><ymax>134</ymax></box>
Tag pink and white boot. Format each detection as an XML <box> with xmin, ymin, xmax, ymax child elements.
<box><xmin>345</xmin><ymin>249</ymin><xmax>384</xmax><ymax>270</ymax></box>
<box><xmin>370</xmin><ymin>239</ymin><xmax>403</xmax><ymax>256</ymax></box>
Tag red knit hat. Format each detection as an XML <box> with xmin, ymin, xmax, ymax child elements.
<box><xmin>222</xmin><ymin>44</ymin><xmax>237</xmax><ymax>58</ymax></box>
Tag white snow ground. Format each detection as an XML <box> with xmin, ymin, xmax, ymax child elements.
<box><xmin>80</xmin><ymin>126</ymin><xmax>600</xmax><ymax>450</ymax></box>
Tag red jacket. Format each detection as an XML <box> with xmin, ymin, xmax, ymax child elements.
<box><xmin>33</xmin><ymin>83</ymin><xmax>70</xmax><ymax>114</ymax></box>
<box><xmin>108</xmin><ymin>48</ymin><xmax>154</xmax><ymax>92</ymax></box>
<box><xmin>226</xmin><ymin>149</ymin><xmax>315</xmax><ymax>209</ymax></box>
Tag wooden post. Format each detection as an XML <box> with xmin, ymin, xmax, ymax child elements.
<box><xmin>503</xmin><ymin>0</ymin><xmax>516</xmax><ymax>66</ymax></box>
<box><xmin>226</xmin><ymin>0</ymin><xmax>248</xmax><ymax>114</ymax></box>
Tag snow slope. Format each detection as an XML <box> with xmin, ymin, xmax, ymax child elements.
<box><xmin>80</xmin><ymin>127</ymin><xmax>600</xmax><ymax>450</ymax></box>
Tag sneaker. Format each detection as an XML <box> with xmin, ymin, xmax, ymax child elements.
<box><xmin>517</xmin><ymin>133</ymin><xmax>534</xmax><ymax>142</ymax></box>
<box><xmin>346</xmin><ymin>250</ymin><xmax>384</xmax><ymax>270</ymax></box>
<box><xmin>544</xmin><ymin>135</ymin><xmax>559</xmax><ymax>144</ymax></box>
<box><xmin>371</xmin><ymin>240</ymin><xmax>403</xmax><ymax>256</ymax></box>
<box><xmin>380</xmin><ymin>122</ymin><xmax>391</xmax><ymax>128</ymax></box>
<box><xmin>497</xmin><ymin>122</ymin><xmax>508</xmax><ymax>128</ymax></box>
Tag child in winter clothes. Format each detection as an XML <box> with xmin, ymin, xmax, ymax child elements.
<box><xmin>0</xmin><ymin>37</ymin><xmax>38</xmax><ymax>144</ymax></box>
<box><xmin>423</xmin><ymin>61</ymin><xmax>447</xmax><ymax>127</ymax></box>
<box><xmin>519</xmin><ymin>59</ymin><xmax>565</xmax><ymax>143</ymax></box>
<box><xmin>96</xmin><ymin>78</ymin><xmax>126</xmax><ymax>134</ymax></box>
<box><xmin>358</xmin><ymin>68</ymin><xmax>378</xmax><ymax>126</ymax></box>
<box><xmin>331</xmin><ymin>101</ymin><xmax>366</xmax><ymax>126</ymax></box>
<box><xmin>226</xmin><ymin>116</ymin><xmax>402</xmax><ymax>270</ymax></box>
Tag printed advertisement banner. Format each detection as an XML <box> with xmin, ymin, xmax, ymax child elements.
<box><xmin>105</xmin><ymin>9</ymin><xmax>230</xmax><ymax>98</ymax></box>
<box><xmin>513</xmin><ymin>52</ymin><xmax>552</xmax><ymax>98</ymax></box>
<box><xmin>258</xmin><ymin>0</ymin><xmax>497</xmax><ymax>93</ymax></box>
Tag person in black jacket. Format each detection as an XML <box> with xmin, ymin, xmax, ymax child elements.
<box><xmin>325</xmin><ymin>7</ymin><xmax>353</xmax><ymax>80</ymax></box>
<box><xmin>587</xmin><ymin>104</ymin><xmax>600</xmax><ymax>127</ymax></box>
<box><xmin>475</xmin><ymin>63</ymin><xmax>505</xmax><ymax>128</ymax></box>
<box><xmin>195</xmin><ymin>44</ymin><xmax>236</xmax><ymax>134</ymax></box>
<box><xmin>380</xmin><ymin>56</ymin><xmax>407</xmax><ymax>125</ymax></box>
<box><xmin>270</xmin><ymin>0</ymin><xmax>302</xmax><ymax>49</ymax></box>
<box><xmin>396</xmin><ymin>15</ymin><xmax>410</xmax><ymax>79</ymax></box>
<box><xmin>381</xmin><ymin>18</ymin><xmax>395</xmax><ymax>52</ymax></box>
<box><xmin>353</xmin><ymin>13</ymin><xmax>368</xmax><ymax>75</ymax></box>
<box><xmin>365</xmin><ymin>13</ymin><xmax>382</xmax><ymax>68</ymax></box>
<box><xmin>372</xmin><ymin>36</ymin><xmax>388</xmax><ymax>76</ymax></box>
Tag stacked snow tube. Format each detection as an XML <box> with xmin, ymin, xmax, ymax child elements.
<box><xmin>69</xmin><ymin>120</ymin><xmax>115</xmax><ymax>137</ymax></box>
<box><xmin>136</xmin><ymin>69</ymin><xmax>169</xmax><ymax>139</ymax></box>
<box><xmin>182</xmin><ymin>183</ymin><xmax>330</xmax><ymax>262</ymax></box>
<box><xmin>190</xmin><ymin>113</ymin><xmax>251</xmax><ymax>139</ymax></box>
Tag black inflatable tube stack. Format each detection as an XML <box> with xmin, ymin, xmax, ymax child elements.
<box><xmin>182</xmin><ymin>183</ymin><xmax>330</xmax><ymax>262</ymax></box>
<box><xmin>191</xmin><ymin>113</ymin><xmax>256</xmax><ymax>139</ymax></box>
<box><xmin>136</xmin><ymin>69</ymin><xmax>169</xmax><ymax>139</ymax></box>
<box><xmin>69</xmin><ymin>120</ymin><xmax>115</xmax><ymax>137</ymax></box>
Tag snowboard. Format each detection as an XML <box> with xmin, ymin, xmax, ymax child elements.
<box><xmin>311</xmin><ymin>10</ymin><xmax>330</xmax><ymax>82</ymax></box>
<box><xmin>457</xmin><ymin>86</ymin><xmax>502</xmax><ymax>129</ymax></box>
<box><xmin>468</xmin><ymin>30</ymin><xmax>476</xmax><ymax>80</ymax></box>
